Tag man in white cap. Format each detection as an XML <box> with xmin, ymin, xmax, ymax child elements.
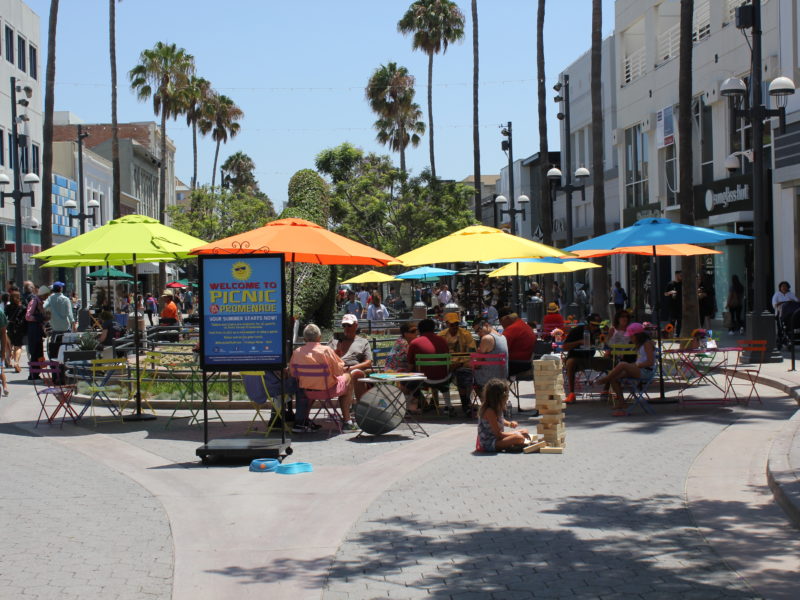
<box><xmin>329</xmin><ymin>313</ymin><xmax>372</xmax><ymax>430</ymax></box>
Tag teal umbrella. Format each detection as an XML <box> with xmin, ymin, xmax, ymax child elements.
<box><xmin>87</xmin><ymin>267</ymin><xmax>133</xmax><ymax>279</ymax></box>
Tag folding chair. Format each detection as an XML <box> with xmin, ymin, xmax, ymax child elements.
<box><xmin>30</xmin><ymin>361</ymin><xmax>77</xmax><ymax>427</ymax></box>
<box><xmin>725</xmin><ymin>340</ymin><xmax>767</xmax><ymax>405</ymax></box>
<box><xmin>622</xmin><ymin>352</ymin><xmax>659</xmax><ymax>415</ymax></box>
<box><xmin>75</xmin><ymin>358</ymin><xmax>127</xmax><ymax>426</ymax></box>
<box><xmin>412</xmin><ymin>353</ymin><xmax>453</xmax><ymax>415</ymax></box>
<box><xmin>469</xmin><ymin>352</ymin><xmax>508</xmax><ymax>413</ymax></box>
<box><xmin>290</xmin><ymin>363</ymin><xmax>346</xmax><ymax>435</ymax></box>
<box><xmin>370</xmin><ymin>346</ymin><xmax>392</xmax><ymax>372</ymax></box>
<box><xmin>241</xmin><ymin>372</ymin><xmax>288</xmax><ymax>436</ymax></box>
<box><xmin>508</xmin><ymin>353</ymin><xmax>534</xmax><ymax>411</ymax></box>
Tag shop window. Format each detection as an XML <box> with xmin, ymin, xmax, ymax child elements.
<box><xmin>662</xmin><ymin>143</ymin><xmax>678</xmax><ymax>206</ymax></box>
<box><xmin>16</xmin><ymin>35</ymin><xmax>25</xmax><ymax>72</ymax></box>
<box><xmin>31</xmin><ymin>143</ymin><xmax>39</xmax><ymax>175</ymax></box>
<box><xmin>625</xmin><ymin>123</ymin><xmax>649</xmax><ymax>207</ymax></box>
<box><xmin>692</xmin><ymin>96</ymin><xmax>714</xmax><ymax>184</ymax></box>
<box><xmin>4</xmin><ymin>26</ymin><xmax>13</xmax><ymax>64</ymax></box>
<box><xmin>29</xmin><ymin>45</ymin><xmax>37</xmax><ymax>80</ymax></box>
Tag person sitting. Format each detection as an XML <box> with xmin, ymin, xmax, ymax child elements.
<box><xmin>498</xmin><ymin>306</ymin><xmax>536</xmax><ymax>377</ymax></box>
<box><xmin>472</xmin><ymin>318</ymin><xmax>509</xmax><ymax>395</ymax></box>
<box><xmin>597</xmin><ymin>322</ymin><xmax>655</xmax><ymax>416</ymax></box>
<box><xmin>772</xmin><ymin>281</ymin><xmax>799</xmax><ymax>320</ymax></box>
<box><xmin>475</xmin><ymin>378</ymin><xmax>531</xmax><ymax>453</ymax></box>
<box><xmin>290</xmin><ymin>323</ymin><xmax>357</xmax><ymax>430</ymax></box>
<box><xmin>563</xmin><ymin>313</ymin><xmax>603</xmax><ymax>404</ymax></box>
<box><xmin>385</xmin><ymin>322</ymin><xmax>424</xmax><ymax>412</ymax></box>
<box><xmin>329</xmin><ymin>314</ymin><xmax>372</xmax><ymax>419</ymax></box>
<box><xmin>607</xmin><ymin>310</ymin><xmax>632</xmax><ymax>347</ymax></box>
<box><xmin>159</xmin><ymin>290</ymin><xmax>181</xmax><ymax>326</ymax></box>
<box><xmin>439</xmin><ymin>312</ymin><xmax>476</xmax><ymax>417</ymax></box>
<box><xmin>542</xmin><ymin>302</ymin><xmax>565</xmax><ymax>334</ymax></box>
<box><xmin>97</xmin><ymin>310</ymin><xmax>120</xmax><ymax>350</ymax></box>
<box><xmin>408</xmin><ymin>318</ymin><xmax>452</xmax><ymax>414</ymax></box>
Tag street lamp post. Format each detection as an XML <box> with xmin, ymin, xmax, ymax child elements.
<box><xmin>721</xmin><ymin>0</ymin><xmax>796</xmax><ymax>362</ymax></box>
<box><xmin>547</xmin><ymin>164</ymin><xmax>589</xmax><ymax>312</ymax></box>
<box><xmin>494</xmin><ymin>122</ymin><xmax>531</xmax><ymax>313</ymax></box>
<box><xmin>0</xmin><ymin>77</ymin><xmax>40</xmax><ymax>289</ymax></box>
<box><xmin>63</xmin><ymin>124</ymin><xmax>100</xmax><ymax>306</ymax></box>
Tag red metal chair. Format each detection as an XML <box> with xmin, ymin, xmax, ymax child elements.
<box><xmin>290</xmin><ymin>363</ymin><xmax>346</xmax><ymax>435</ymax></box>
<box><xmin>30</xmin><ymin>361</ymin><xmax>77</xmax><ymax>427</ymax></box>
<box><xmin>725</xmin><ymin>340</ymin><xmax>767</xmax><ymax>405</ymax></box>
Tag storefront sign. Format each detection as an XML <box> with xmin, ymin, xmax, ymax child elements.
<box><xmin>693</xmin><ymin>174</ymin><xmax>753</xmax><ymax>219</ymax></box>
<box><xmin>623</xmin><ymin>203</ymin><xmax>662</xmax><ymax>227</ymax></box>
<box><xmin>199</xmin><ymin>254</ymin><xmax>286</xmax><ymax>371</ymax></box>
<box><xmin>656</xmin><ymin>106</ymin><xmax>674</xmax><ymax>148</ymax></box>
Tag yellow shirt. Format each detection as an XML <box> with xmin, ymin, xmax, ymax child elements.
<box><xmin>439</xmin><ymin>327</ymin><xmax>476</xmax><ymax>369</ymax></box>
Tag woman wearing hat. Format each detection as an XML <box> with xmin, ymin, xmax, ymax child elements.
<box><xmin>596</xmin><ymin>322</ymin><xmax>655</xmax><ymax>415</ymax></box>
<box><xmin>542</xmin><ymin>302</ymin><xmax>565</xmax><ymax>335</ymax></box>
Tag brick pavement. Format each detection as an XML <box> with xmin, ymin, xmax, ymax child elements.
<box><xmin>0</xmin><ymin>422</ymin><xmax>172</xmax><ymax>599</ymax></box>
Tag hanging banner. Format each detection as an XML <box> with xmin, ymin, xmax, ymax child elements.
<box><xmin>199</xmin><ymin>254</ymin><xmax>286</xmax><ymax>371</ymax></box>
<box><xmin>656</xmin><ymin>105</ymin><xmax>674</xmax><ymax>149</ymax></box>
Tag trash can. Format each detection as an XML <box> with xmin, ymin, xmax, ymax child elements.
<box><xmin>527</xmin><ymin>300</ymin><xmax>544</xmax><ymax>325</ymax></box>
<box><xmin>412</xmin><ymin>302</ymin><xmax>428</xmax><ymax>321</ymax></box>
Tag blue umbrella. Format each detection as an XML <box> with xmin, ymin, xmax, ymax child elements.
<box><xmin>565</xmin><ymin>218</ymin><xmax>753</xmax><ymax>403</ymax></box>
<box><xmin>396</xmin><ymin>266</ymin><xmax>458</xmax><ymax>280</ymax></box>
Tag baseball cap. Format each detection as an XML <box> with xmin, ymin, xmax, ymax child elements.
<box><xmin>38</xmin><ymin>285</ymin><xmax>51</xmax><ymax>296</ymax></box>
<box><xmin>341</xmin><ymin>314</ymin><xmax>358</xmax><ymax>326</ymax></box>
<box><xmin>625</xmin><ymin>322</ymin><xmax>645</xmax><ymax>336</ymax></box>
<box><xmin>53</xmin><ymin>281</ymin><xmax>65</xmax><ymax>289</ymax></box>
<box><xmin>444</xmin><ymin>312</ymin><xmax>460</xmax><ymax>324</ymax></box>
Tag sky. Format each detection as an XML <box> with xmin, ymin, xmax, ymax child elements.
<box><xmin>25</xmin><ymin>0</ymin><xmax>615</xmax><ymax>209</ymax></box>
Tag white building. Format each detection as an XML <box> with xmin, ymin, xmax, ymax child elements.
<box><xmin>0</xmin><ymin>0</ymin><xmax>41</xmax><ymax>285</ymax></box>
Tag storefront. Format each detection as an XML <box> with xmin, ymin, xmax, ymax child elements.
<box><xmin>693</xmin><ymin>174</ymin><xmax>755</xmax><ymax>322</ymax></box>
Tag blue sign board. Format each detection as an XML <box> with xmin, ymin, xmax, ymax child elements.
<box><xmin>199</xmin><ymin>254</ymin><xmax>286</xmax><ymax>371</ymax></box>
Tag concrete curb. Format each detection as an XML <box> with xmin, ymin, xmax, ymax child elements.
<box><xmin>722</xmin><ymin>366</ymin><xmax>800</xmax><ymax>528</ymax></box>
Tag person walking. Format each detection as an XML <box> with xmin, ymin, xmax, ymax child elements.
<box><xmin>726</xmin><ymin>274</ymin><xmax>745</xmax><ymax>333</ymax></box>
<box><xmin>664</xmin><ymin>271</ymin><xmax>683</xmax><ymax>333</ymax></box>
<box><xmin>612</xmin><ymin>281</ymin><xmax>628</xmax><ymax>314</ymax></box>
<box><xmin>43</xmin><ymin>282</ymin><xmax>75</xmax><ymax>360</ymax></box>
<box><xmin>5</xmin><ymin>291</ymin><xmax>25</xmax><ymax>373</ymax></box>
<box><xmin>25</xmin><ymin>285</ymin><xmax>50</xmax><ymax>379</ymax></box>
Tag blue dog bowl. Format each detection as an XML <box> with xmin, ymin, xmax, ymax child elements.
<box><xmin>276</xmin><ymin>462</ymin><xmax>313</xmax><ymax>475</ymax></box>
<box><xmin>249</xmin><ymin>458</ymin><xmax>280</xmax><ymax>472</ymax></box>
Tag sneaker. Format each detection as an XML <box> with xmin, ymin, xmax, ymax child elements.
<box><xmin>308</xmin><ymin>421</ymin><xmax>322</xmax><ymax>430</ymax></box>
<box><xmin>342</xmin><ymin>421</ymin><xmax>359</xmax><ymax>431</ymax></box>
<box><xmin>291</xmin><ymin>424</ymin><xmax>309</xmax><ymax>434</ymax></box>
<box><xmin>565</xmin><ymin>393</ymin><xmax>576</xmax><ymax>404</ymax></box>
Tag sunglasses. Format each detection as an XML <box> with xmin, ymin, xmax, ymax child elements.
<box><xmin>342</xmin><ymin>323</ymin><xmax>357</xmax><ymax>327</ymax></box>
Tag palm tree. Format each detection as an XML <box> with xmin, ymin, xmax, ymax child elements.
<box><xmin>678</xmin><ymin>0</ymin><xmax>699</xmax><ymax>336</ymax></box>
<box><xmin>109</xmin><ymin>0</ymin><xmax>121</xmax><ymax>218</ymax></box>
<box><xmin>398</xmin><ymin>0</ymin><xmax>465</xmax><ymax>180</ymax></box>
<box><xmin>365</xmin><ymin>62</ymin><xmax>424</xmax><ymax>173</ymax></box>
<box><xmin>471</xmin><ymin>0</ymin><xmax>481</xmax><ymax>221</ymax></box>
<box><xmin>590</xmin><ymin>0</ymin><xmax>607</xmax><ymax>314</ymax></box>
<box><xmin>41</xmin><ymin>0</ymin><xmax>59</xmax><ymax>257</ymax></box>
<box><xmin>183</xmin><ymin>76</ymin><xmax>212</xmax><ymax>189</ymax></box>
<box><xmin>221</xmin><ymin>151</ymin><xmax>257</xmax><ymax>193</ymax></box>
<box><xmin>198</xmin><ymin>92</ymin><xmax>243</xmax><ymax>189</ymax></box>
<box><xmin>129</xmin><ymin>41</ymin><xmax>195</xmax><ymax>226</ymax></box>
<box><xmin>536</xmin><ymin>0</ymin><xmax>554</xmax><ymax>301</ymax></box>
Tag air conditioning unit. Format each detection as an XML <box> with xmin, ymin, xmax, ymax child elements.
<box><xmin>764</xmin><ymin>54</ymin><xmax>778</xmax><ymax>80</ymax></box>
<box><xmin>704</xmin><ymin>80</ymin><xmax>723</xmax><ymax>104</ymax></box>
<box><xmin>642</xmin><ymin>113</ymin><xmax>656</xmax><ymax>131</ymax></box>
<box><xmin>611</xmin><ymin>128</ymin><xmax>622</xmax><ymax>145</ymax></box>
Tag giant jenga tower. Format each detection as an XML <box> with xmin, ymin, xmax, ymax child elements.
<box><xmin>532</xmin><ymin>357</ymin><xmax>566</xmax><ymax>454</ymax></box>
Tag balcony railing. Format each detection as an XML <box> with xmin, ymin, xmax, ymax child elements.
<box><xmin>623</xmin><ymin>46</ymin><xmax>647</xmax><ymax>85</ymax></box>
<box><xmin>657</xmin><ymin>23</ymin><xmax>680</xmax><ymax>65</ymax></box>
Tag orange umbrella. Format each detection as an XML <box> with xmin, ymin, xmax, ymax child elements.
<box><xmin>190</xmin><ymin>217</ymin><xmax>396</xmax><ymax>265</ymax></box>
<box><xmin>190</xmin><ymin>218</ymin><xmax>397</xmax><ymax>316</ymax></box>
<box><xmin>568</xmin><ymin>243</ymin><xmax>721</xmax><ymax>258</ymax></box>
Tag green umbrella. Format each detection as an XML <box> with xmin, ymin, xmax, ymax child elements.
<box><xmin>87</xmin><ymin>266</ymin><xmax>133</xmax><ymax>279</ymax></box>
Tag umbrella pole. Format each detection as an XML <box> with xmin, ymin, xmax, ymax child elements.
<box><xmin>106</xmin><ymin>261</ymin><xmax>111</xmax><ymax>311</ymax></box>
<box><xmin>123</xmin><ymin>255</ymin><xmax>154</xmax><ymax>421</ymax></box>
<box><xmin>653</xmin><ymin>245</ymin><xmax>666</xmax><ymax>402</ymax></box>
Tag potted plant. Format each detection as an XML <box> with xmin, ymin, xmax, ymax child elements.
<box><xmin>63</xmin><ymin>332</ymin><xmax>100</xmax><ymax>363</ymax></box>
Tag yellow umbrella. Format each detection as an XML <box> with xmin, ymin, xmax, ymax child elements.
<box><xmin>487</xmin><ymin>259</ymin><xmax>600</xmax><ymax>278</ymax></box>
<box><xmin>392</xmin><ymin>225</ymin><xmax>572</xmax><ymax>266</ymax></box>
<box><xmin>342</xmin><ymin>270</ymin><xmax>398</xmax><ymax>284</ymax></box>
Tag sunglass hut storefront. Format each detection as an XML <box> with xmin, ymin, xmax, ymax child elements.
<box><xmin>693</xmin><ymin>173</ymin><xmax>757</xmax><ymax>320</ymax></box>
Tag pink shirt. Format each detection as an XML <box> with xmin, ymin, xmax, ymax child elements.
<box><xmin>289</xmin><ymin>342</ymin><xmax>345</xmax><ymax>391</ymax></box>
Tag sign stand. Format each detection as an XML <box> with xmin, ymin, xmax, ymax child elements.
<box><xmin>194</xmin><ymin>254</ymin><xmax>291</xmax><ymax>464</ymax></box>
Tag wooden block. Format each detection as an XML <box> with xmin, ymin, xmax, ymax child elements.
<box><xmin>523</xmin><ymin>440</ymin><xmax>547</xmax><ymax>453</ymax></box>
<box><xmin>538</xmin><ymin>408</ymin><xmax>565</xmax><ymax>416</ymax></box>
<box><xmin>541</xmin><ymin>414</ymin><xmax>565</xmax><ymax>424</ymax></box>
<box><xmin>538</xmin><ymin>426</ymin><xmax>565</xmax><ymax>436</ymax></box>
<box><xmin>540</xmin><ymin>446</ymin><xmax>564</xmax><ymax>454</ymax></box>
<box><xmin>533</xmin><ymin>360</ymin><xmax>561</xmax><ymax>369</ymax></box>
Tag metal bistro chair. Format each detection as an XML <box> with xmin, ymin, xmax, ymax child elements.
<box><xmin>289</xmin><ymin>363</ymin><xmax>346</xmax><ymax>435</ymax></box>
<box><xmin>725</xmin><ymin>340</ymin><xmax>767</xmax><ymax>405</ymax></box>
<box><xmin>622</xmin><ymin>350</ymin><xmax>660</xmax><ymax>415</ymax></box>
<box><xmin>241</xmin><ymin>372</ymin><xmax>288</xmax><ymax>436</ymax></box>
<box><xmin>75</xmin><ymin>358</ymin><xmax>127</xmax><ymax>426</ymax></box>
<box><xmin>30</xmin><ymin>361</ymin><xmax>78</xmax><ymax>427</ymax></box>
<box><xmin>413</xmin><ymin>353</ymin><xmax>453</xmax><ymax>416</ymax></box>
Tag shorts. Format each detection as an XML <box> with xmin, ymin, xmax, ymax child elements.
<box><xmin>326</xmin><ymin>374</ymin><xmax>349</xmax><ymax>397</ymax></box>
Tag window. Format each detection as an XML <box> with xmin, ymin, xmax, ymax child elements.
<box><xmin>625</xmin><ymin>123</ymin><xmax>649</xmax><ymax>207</ymax></box>
<box><xmin>31</xmin><ymin>143</ymin><xmax>39</xmax><ymax>175</ymax></box>
<box><xmin>20</xmin><ymin>144</ymin><xmax>28</xmax><ymax>174</ymax></box>
<box><xmin>7</xmin><ymin>133</ymin><xmax>13</xmax><ymax>169</ymax></box>
<box><xmin>5</xmin><ymin>26</ymin><xmax>13</xmax><ymax>64</ymax></box>
<box><xmin>692</xmin><ymin>96</ymin><xmax>714</xmax><ymax>183</ymax></box>
<box><xmin>662</xmin><ymin>143</ymin><xmax>678</xmax><ymax>206</ymax></box>
<box><xmin>0</xmin><ymin>130</ymin><xmax>4</xmax><ymax>166</ymax></box>
<box><xmin>29</xmin><ymin>45</ymin><xmax>37</xmax><ymax>79</ymax></box>
<box><xmin>17</xmin><ymin>36</ymin><xmax>25</xmax><ymax>72</ymax></box>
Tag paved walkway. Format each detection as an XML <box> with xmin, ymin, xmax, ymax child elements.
<box><xmin>0</xmin><ymin>355</ymin><xmax>798</xmax><ymax>599</ymax></box>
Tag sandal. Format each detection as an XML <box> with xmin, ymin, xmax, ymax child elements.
<box><xmin>3</xmin><ymin>388</ymin><xmax>8</xmax><ymax>396</ymax></box>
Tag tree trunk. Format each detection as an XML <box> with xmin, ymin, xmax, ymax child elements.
<box><xmin>678</xmin><ymin>0</ymin><xmax>699</xmax><ymax>336</ymax></box>
<box><xmin>211</xmin><ymin>139</ymin><xmax>221</xmax><ymax>189</ymax></box>
<box><xmin>41</xmin><ymin>0</ymin><xmax>59</xmax><ymax>259</ymax></box>
<box><xmin>536</xmin><ymin>0</ymin><xmax>553</xmax><ymax>301</ymax></box>
<box><xmin>158</xmin><ymin>110</ymin><xmax>168</xmax><ymax>292</ymax></box>
<box><xmin>109</xmin><ymin>0</ymin><xmax>120</xmax><ymax>219</ymax></box>
<box><xmin>399</xmin><ymin>129</ymin><xmax>406</xmax><ymax>175</ymax></box>
<box><xmin>590</xmin><ymin>0</ymin><xmax>607</xmax><ymax>316</ymax></box>
<box><xmin>426</xmin><ymin>52</ymin><xmax>436</xmax><ymax>180</ymax></box>
<box><xmin>191</xmin><ymin>120</ymin><xmax>198</xmax><ymax>189</ymax></box>
<box><xmin>472</xmin><ymin>0</ymin><xmax>481</xmax><ymax>221</ymax></box>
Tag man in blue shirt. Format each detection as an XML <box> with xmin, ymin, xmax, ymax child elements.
<box><xmin>44</xmin><ymin>282</ymin><xmax>75</xmax><ymax>359</ymax></box>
